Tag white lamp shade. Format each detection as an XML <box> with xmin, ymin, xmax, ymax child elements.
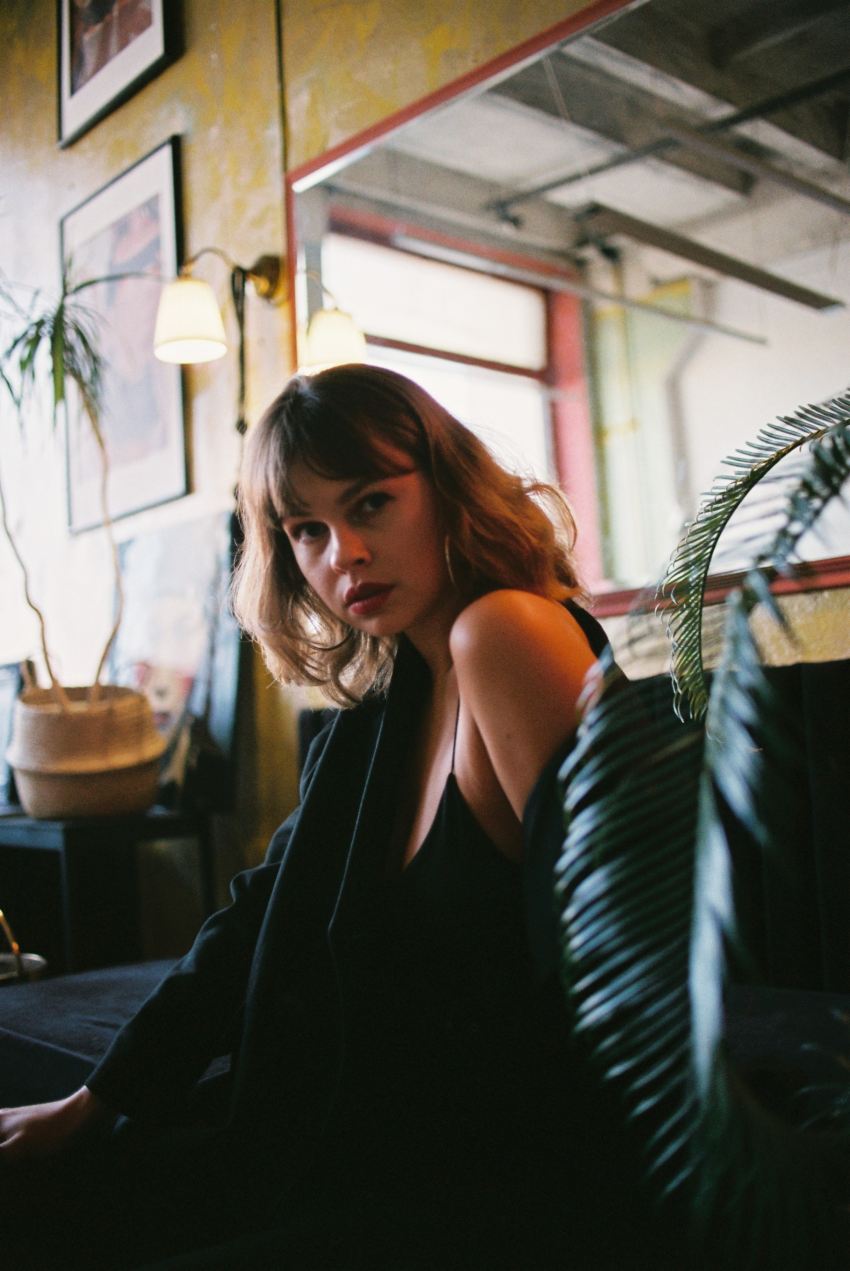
<box><xmin>154</xmin><ymin>277</ymin><xmax>228</xmax><ymax>364</ymax></box>
<box><xmin>302</xmin><ymin>306</ymin><xmax>367</xmax><ymax>372</ymax></box>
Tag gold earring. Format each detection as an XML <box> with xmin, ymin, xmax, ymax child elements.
<box><xmin>443</xmin><ymin>535</ymin><xmax>457</xmax><ymax>589</ymax></box>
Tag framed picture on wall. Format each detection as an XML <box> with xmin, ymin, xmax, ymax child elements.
<box><xmin>58</xmin><ymin>0</ymin><xmax>180</xmax><ymax>147</ymax></box>
<box><xmin>60</xmin><ymin>136</ymin><xmax>187</xmax><ymax>532</ymax></box>
<box><xmin>108</xmin><ymin>511</ymin><xmax>243</xmax><ymax>810</ymax></box>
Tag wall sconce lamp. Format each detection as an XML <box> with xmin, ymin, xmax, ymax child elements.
<box><xmin>154</xmin><ymin>251</ymin><xmax>368</xmax><ymax>432</ymax></box>
<box><xmin>154</xmin><ymin>247</ymin><xmax>282</xmax><ymax>434</ymax></box>
<box><xmin>302</xmin><ymin>303</ymin><xmax>367</xmax><ymax>372</ymax></box>
<box><xmin>299</xmin><ymin>273</ymin><xmax>367</xmax><ymax>373</ymax></box>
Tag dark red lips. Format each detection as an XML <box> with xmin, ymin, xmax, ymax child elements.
<box><xmin>344</xmin><ymin>582</ymin><xmax>394</xmax><ymax>616</ymax></box>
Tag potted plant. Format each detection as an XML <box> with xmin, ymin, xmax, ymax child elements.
<box><xmin>0</xmin><ymin>269</ymin><xmax>164</xmax><ymax>818</ymax></box>
<box><xmin>557</xmin><ymin>392</ymin><xmax>850</xmax><ymax>1267</ymax></box>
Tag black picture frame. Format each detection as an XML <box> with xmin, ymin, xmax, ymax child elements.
<box><xmin>58</xmin><ymin>0</ymin><xmax>181</xmax><ymax>147</ymax></box>
<box><xmin>59</xmin><ymin>137</ymin><xmax>187</xmax><ymax>532</ymax></box>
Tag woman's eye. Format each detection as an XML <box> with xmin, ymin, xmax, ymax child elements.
<box><xmin>289</xmin><ymin>521</ymin><xmax>325</xmax><ymax>544</ymax></box>
<box><xmin>356</xmin><ymin>491</ymin><xmax>391</xmax><ymax>517</ymax></box>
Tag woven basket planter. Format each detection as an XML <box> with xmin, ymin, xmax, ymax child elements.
<box><xmin>7</xmin><ymin>686</ymin><xmax>166</xmax><ymax>819</ymax></box>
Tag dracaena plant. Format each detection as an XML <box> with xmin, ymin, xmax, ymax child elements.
<box><xmin>557</xmin><ymin>393</ymin><xmax>850</xmax><ymax>1269</ymax></box>
<box><xmin>0</xmin><ymin>266</ymin><xmax>127</xmax><ymax>709</ymax></box>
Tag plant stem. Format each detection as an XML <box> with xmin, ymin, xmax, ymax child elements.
<box><xmin>0</xmin><ymin>453</ymin><xmax>70</xmax><ymax>709</ymax></box>
<box><xmin>87</xmin><ymin>407</ymin><xmax>123</xmax><ymax>697</ymax></box>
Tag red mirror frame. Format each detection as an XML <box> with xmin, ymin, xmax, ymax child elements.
<box><xmin>283</xmin><ymin>0</ymin><xmax>850</xmax><ymax>616</ymax></box>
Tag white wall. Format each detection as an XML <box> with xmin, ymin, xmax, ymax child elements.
<box><xmin>589</xmin><ymin>177</ymin><xmax>850</xmax><ymax>583</ymax></box>
<box><xmin>681</xmin><ymin>244</ymin><xmax>850</xmax><ymax>488</ymax></box>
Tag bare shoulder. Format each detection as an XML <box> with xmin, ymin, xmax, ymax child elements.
<box><xmin>450</xmin><ymin>590</ymin><xmax>599</xmax><ymax>821</ymax></box>
<box><xmin>449</xmin><ymin>588</ymin><xmax>592</xmax><ymax>662</ymax></box>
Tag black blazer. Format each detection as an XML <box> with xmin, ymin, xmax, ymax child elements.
<box><xmin>87</xmin><ymin>606</ymin><xmax>610</xmax><ymax>1180</ymax></box>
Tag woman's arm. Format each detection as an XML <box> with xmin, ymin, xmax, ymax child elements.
<box><xmin>84</xmin><ymin>846</ymin><xmax>291</xmax><ymax>1117</ymax></box>
<box><xmin>86</xmin><ymin>720</ymin><xmax>337</xmax><ymax>1118</ymax></box>
<box><xmin>0</xmin><ymin>717</ymin><xmax>340</xmax><ymax>1156</ymax></box>
<box><xmin>449</xmin><ymin>590</ymin><xmax>598</xmax><ymax>821</ymax></box>
<box><xmin>0</xmin><ymin>847</ymin><xmax>293</xmax><ymax>1149</ymax></box>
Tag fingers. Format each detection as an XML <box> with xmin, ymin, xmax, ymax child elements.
<box><xmin>0</xmin><ymin>1108</ymin><xmax>30</xmax><ymax>1160</ymax></box>
<box><xmin>0</xmin><ymin>1099</ymin><xmax>79</xmax><ymax>1162</ymax></box>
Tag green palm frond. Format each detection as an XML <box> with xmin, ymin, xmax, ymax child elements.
<box><xmin>558</xmin><ymin>406</ymin><xmax>850</xmax><ymax>1265</ymax></box>
<box><xmin>557</xmin><ymin>626</ymin><xmax>848</xmax><ymax>1268</ymax></box>
<box><xmin>1</xmin><ymin>287</ymin><xmax>105</xmax><ymax>429</ymax></box>
<box><xmin>557</xmin><ymin>658</ymin><xmax>702</xmax><ymax>1191</ymax></box>
<box><xmin>0</xmin><ymin>272</ymin><xmax>111</xmax><ymax>696</ymax></box>
<box><xmin>694</xmin><ymin>585</ymin><xmax>846</xmax><ymax>1268</ymax></box>
<box><xmin>661</xmin><ymin>391</ymin><xmax>850</xmax><ymax>720</ymax></box>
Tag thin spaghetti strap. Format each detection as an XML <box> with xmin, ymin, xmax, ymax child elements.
<box><xmin>450</xmin><ymin>694</ymin><xmax>461</xmax><ymax>774</ymax></box>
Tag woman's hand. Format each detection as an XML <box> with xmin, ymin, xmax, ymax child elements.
<box><xmin>0</xmin><ymin>1087</ymin><xmax>111</xmax><ymax>1163</ymax></box>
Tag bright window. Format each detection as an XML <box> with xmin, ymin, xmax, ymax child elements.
<box><xmin>318</xmin><ymin>232</ymin><xmax>554</xmax><ymax>483</ymax></box>
<box><xmin>322</xmin><ymin>233</ymin><xmax>546</xmax><ymax>369</ymax></box>
<box><xmin>369</xmin><ymin>345</ymin><xmax>552</xmax><ymax>481</ymax></box>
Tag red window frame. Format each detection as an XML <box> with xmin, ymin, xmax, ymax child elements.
<box><xmin>321</xmin><ymin>205</ymin><xmax>605</xmax><ymax>586</ymax></box>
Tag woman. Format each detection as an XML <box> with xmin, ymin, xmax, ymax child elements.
<box><xmin>0</xmin><ymin>366</ymin><xmax>673</xmax><ymax>1269</ymax></box>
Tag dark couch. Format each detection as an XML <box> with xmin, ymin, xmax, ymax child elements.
<box><xmin>0</xmin><ymin>959</ymin><xmax>173</xmax><ymax>1107</ymax></box>
<box><xmin>1</xmin><ymin>664</ymin><xmax>848</xmax><ymax>1266</ymax></box>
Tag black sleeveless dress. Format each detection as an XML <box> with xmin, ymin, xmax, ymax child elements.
<box><xmin>291</xmin><ymin>730</ymin><xmax>675</xmax><ymax>1269</ymax></box>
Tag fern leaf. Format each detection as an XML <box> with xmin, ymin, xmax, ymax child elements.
<box><xmin>51</xmin><ymin>305</ymin><xmax>65</xmax><ymax>415</ymax></box>
<box><xmin>660</xmin><ymin>391</ymin><xmax>850</xmax><ymax>720</ymax></box>
<box><xmin>557</xmin><ymin>653</ymin><xmax>704</xmax><ymax>1191</ymax></box>
<box><xmin>557</xmin><ymin>642</ymin><xmax>848</xmax><ymax>1269</ymax></box>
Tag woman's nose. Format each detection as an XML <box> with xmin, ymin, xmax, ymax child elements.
<box><xmin>330</xmin><ymin>528</ymin><xmax>371</xmax><ymax>572</ymax></box>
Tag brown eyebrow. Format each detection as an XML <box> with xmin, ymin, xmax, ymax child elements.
<box><xmin>283</xmin><ymin>469</ymin><xmax>415</xmax><ymax>520</ymax></box>
<box><xmin>281</xmin><ymin>498</ymin><xmax>309</xmax><ymax>519</ymax></box>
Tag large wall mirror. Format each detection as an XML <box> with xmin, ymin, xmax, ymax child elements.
<box><xmin>287</xmin><ymin>0</ymin><xmax>850</xmax><ymax>608</ymax></box>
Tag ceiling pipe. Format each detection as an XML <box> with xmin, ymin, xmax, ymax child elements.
<box><xmin>663</xmin><ymin>124</ymin><xmax>850</xmax><ymax>219</ymax></box>
<box><xmin>391</xmin><ymin>232</ymin><xmax>768</xmax><ymax>344</ymax></box>
<box><xmin>708</xmin><ymin>0</ymin><xmax>850</xmax><ymax>68</ymax></box>
<box><xmin>573</xmin><ymin>203</ymin><xmax>843</xmax><ymax>310</ymax></box>
<box><xmin>489</xmin><ymin>62</ymin><xmax>850</xmax><ymax>218</ymax></box>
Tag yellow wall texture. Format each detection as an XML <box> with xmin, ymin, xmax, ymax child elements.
<box><xmin>2</xmin><ymin>0</ymin><xmax>290</xmax><ymax>463</ymax></box>
<box><xmin>607</xmin><ymin>587</ymin><xmax>850</xmax><ymax>685</ymax></box>
<box><xmin>0</xmin><ymin>0</ymin><xmax>847</xmax><ymax>903</ymax></box>
<box><xmin>282</xmin><ymin>0</ymin><xmax>608</xmax><ymax>168</ymax></box>
<box><xmin>0</xmin><ymin>0</ymin><xmax>294</xmax><ymax>878</ymax></box>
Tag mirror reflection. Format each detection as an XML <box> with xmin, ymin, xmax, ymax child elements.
<box><xmin>291</xmin><ymin>0</ymin><xmax>850</xmax><ymax>593</ymax></box>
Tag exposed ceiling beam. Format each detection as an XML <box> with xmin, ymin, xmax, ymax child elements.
<box><xmin>490</xmin><ymin>56</ymin><xmax>752</xmax><ymax>197</ymax></box>
<box><xmin>490</xmin><ymin>63</ymin><xmax>850</xmax><ymax>217</ymax></box>
<box><xmin>708</xmin><ymin>0</ymin><xmax>850</xmax><ymax>68</ymax></box>
<box><xmin>327</xmin><ymin>191</ymin><xmax>582</xmax><ymax>277</ymax></box>
<box><xmin>317</xmin><ymin>185</ymin><xmax>767</xmax><ymax>345</ymax></box>
<box><xmin>574</xmin><ymin>203</ymin><xmax>843</xmax><ymax>310</ymax></box>
<box><xmin>665</xmin><ymin>123</ymin><xmax>850</xmax><ymax>217</ymax></box>
<box><xmin>321</xmin><ymin>148</ymin><xmax>584</xmax><ymax>257</ymax></box>
<box><xmin>596</xmin><ymin>4</ymin><xmax>850</xmax><ymax>159</ymax></box>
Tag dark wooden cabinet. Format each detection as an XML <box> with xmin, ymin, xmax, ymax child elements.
<box><xmin>0</xmin><ymin>808</ymin><xmax>213</xmax><ymax>973</ymax></box>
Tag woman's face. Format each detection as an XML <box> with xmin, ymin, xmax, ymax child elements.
<box><xmin>281</xmin><ymin>451</ymin><xmax>460</xmax><ymax>652</ymax></box>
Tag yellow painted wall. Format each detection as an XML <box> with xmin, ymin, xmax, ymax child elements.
<box><xmin>0</xmin><ymin>0</ymin><xmax>847</xmax><ymax>926</ymax></box>
<box><xmin>0</xmin><ymin>0</ymin><xmax>294</xmax><ymax>889</ymax></box>
<box><xmin>607</xmin><ymin>587</ymin><xmax>850</xmax><ymax>685</ymax></box>
<box><xmin>282</xmin><ymin>0</ymin><xmax>610</xmax><ymax>168</ymax></box>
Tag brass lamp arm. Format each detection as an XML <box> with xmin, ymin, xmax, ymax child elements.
<box><xmin>0</xmin><ymin>908</ymin><xmax>23</xmax><ymax>979</ymax></box>
<box><xmin>181</xmin><ymin>248</ymin><xmax>282</xmax><ymax>301</ymax></box>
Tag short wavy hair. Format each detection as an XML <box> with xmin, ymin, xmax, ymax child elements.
<box><xmin>232</xmin><ymin>363</ymin><xmax>583</xmax><ymax>706</ymax></box>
